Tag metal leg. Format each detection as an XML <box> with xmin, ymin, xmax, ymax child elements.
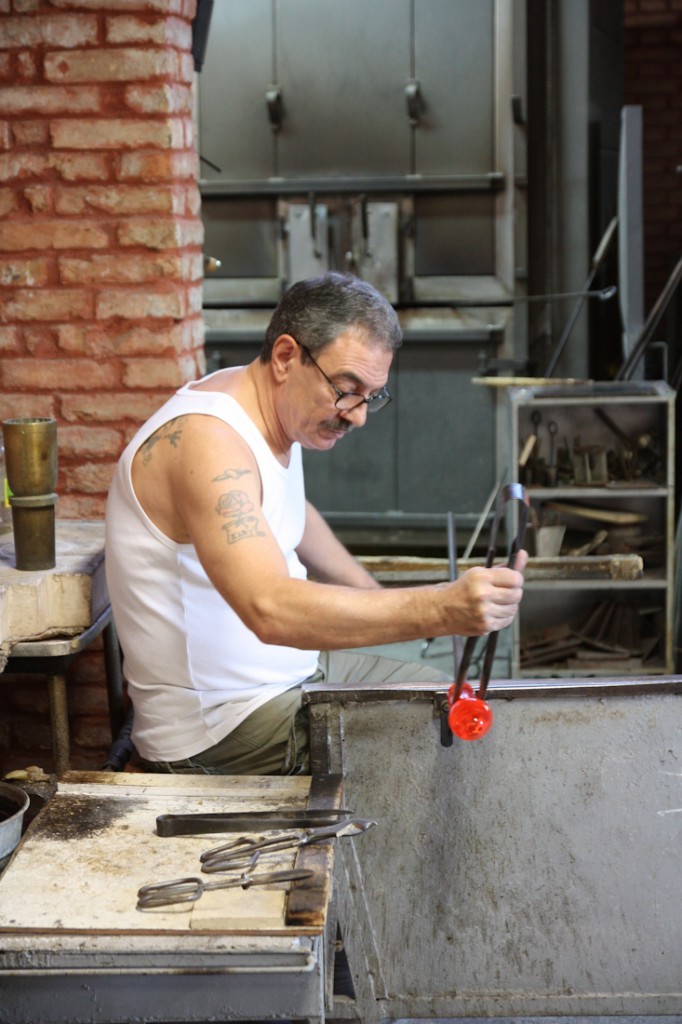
<box><xmin>47</xmin><ymin>673</ymin><xmax>70</xmax><ymax>777</ymax></box>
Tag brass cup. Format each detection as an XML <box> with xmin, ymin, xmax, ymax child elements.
<box><xmin>1</xmin><ymin>418</ymin><xmax>58</xmax><ymax>571</ymax></box>
<box><xmin>2</xmin><ymin>418</ymin><xmax>57</xmax><ymax>496</ymax></box>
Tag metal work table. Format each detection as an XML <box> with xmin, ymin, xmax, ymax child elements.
<box><xmin>304</xmin><ymin>675</ymin><xmax>682</xmax><ymax>1022</ymax></box>
<box><xmin>0</xmin><ymin>771</ymin><xmax>343</xmax><ymax>1024</ymax></box>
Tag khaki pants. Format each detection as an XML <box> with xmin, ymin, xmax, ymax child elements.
<box><xmin>142</xmin><ymin>650</ymin><xmax>448</xmax><ymax>777</ymax></box>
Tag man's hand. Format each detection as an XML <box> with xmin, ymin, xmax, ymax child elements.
<box><xmin>445</xmin><ymin>549</ymin><xmax>528</xmax><ymax>636</ymax></box>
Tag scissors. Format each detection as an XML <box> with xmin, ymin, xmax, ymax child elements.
<box><xmin>200</xmin><ymin>816</ymin><xmax>376</xmax><ymax>873</ymax></box>
<box><xmin>137</xmin><ymin>867</ymin><xmax>313</xmax><ymax>910</ymax></box>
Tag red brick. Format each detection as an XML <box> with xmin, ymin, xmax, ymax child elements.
<box><xmin>3</xmin><ymin>289</ymin><xmax>94</xmax><ymax>322</ymax></box>
<box><xmin>0</xmin><ymin>86</ymin><xmax>101</xmax><ymax>114</ymax></box>
<box><xmin>0</xmin><ymin>188</ymin><xmax>19</xmax><ymax>216</ymax></box>
<box><xmin>59</xmin><ymin>252</ymin><xmax>188</xmax><ymax>285</ymax></box>
<box><xmin>64</xmin><ymin>461</ymin><xmax>117</xmax><ymax>494</ymax></box>
<box><xmin>0</xmin><ymin>393</ymin><xmax>56</xmax><ymax>419</ymax></box>
<box><xmin>118</xmin><ymin>148</ymin><xmax>197</xmax><ymax>180</ymax></box>
<box><xmin>50</xmin><ymin>153</ymin><xmax>111</xmax><ymax>182</ymax></box>
<box><xmin>57</xmin><ymin>317</ymin><xmax>203</xmax><ymax>356</ymax></box>
<box><xmin>124</xmin><ymin>82</ymin><xmax>193</xmax><ymax>114</ymax></box>
<box><xmin>2</xmin><ymin>357</ymin><xmax>116</xmax><ymax>391</ymax></box>
<box><xmin>59</xmin><ymin>424</ymin><xmax>123</xmax><ymax>458</ymax></box>
<box><xmin>55</xmin><ymin>184</ymin><xmax>182</xmax><ymax>216</ymax></box>
<box><xmin>71</xmin><ymin>717</ymin><xmax>113</xmax><ymax>751</ymax></box>
<box><xmin>23</xmin><ymin>185</ymin><xmax>54</xmax><ymax>213</ymax></box>
<box><xmin>16</xmin><ymin>52</ymin><xmax>37</xmax><ymax>79</ymax></box>
<box><xmin>117</xmin><ymin>216</ymin><xmax>203</xmax><ymax>248</ymax></box>
<box><xmin>0</xmin><ymin>325</ymin><xmax>21</xmax><ymax>352</ymax></box>
<box><xmin>95</xmin><ymin>287</ymin><xmax>186</xmax><ymax>320</ymax></box>
<box><xmin>56</xmin><ymin>493</ymin><xmax>107</xmax><ymax>519</ymax></box>
<box><xmin>45</xmin><ymin>48</ymin><xmax>179</xmax><ymax>84</ymax></box>
<box><xmin>122</xmin><ymin>353</ymin><xmax>198</xmax><ymax>388</ymax></box>
<box><xmin>0</xmin><ymin>256</ymin><xmax>51</xmax><ymax>286</ymax></box>
<box><xmin>51</xmin><ymin>118</ymin><xmax>184</xmax><ymax>150</ymax></box>
<box><xmin>49</xmin><ymin>0</ymin><xmax>193</xmax><ymax>16</ymax></box>
<box><xmin>23</xmin><ymin>326</ymin><xmax>59</xmax><ymax>358</ymax></box>
<box><xmin>11</xmin><ymin>120</ymin><xmax>50</xmax><ymax>147</ymax></box>
<box><xmin>0</xmin><ymin>15</ymin><xmax>98</xmax><ymax>49</ymax></box>
<box><xmin>105</xmin><ymin>14</ymin><xmax>192</xmax><ymax>48</ymax></box>
<box><xmin>67</xmin><ymin>683</ymin><xmax>110</xmax><ymax>716</ymax></box>
<box><xmin>0</xmin><ymin>220</ymin><xmax>109</xmax><ymax>251</ymax></box>
<box><xmin>60</xmin><ymin>391</ymin><xmax>166</xmax><ymax>423</ymax></box>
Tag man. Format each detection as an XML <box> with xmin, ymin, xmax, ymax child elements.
<box><xmin>105</xmin><ymin>272</ymin><xmax>526</xmax><ymax>775</ymax></box>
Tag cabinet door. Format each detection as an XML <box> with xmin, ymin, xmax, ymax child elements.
<box><xmin>414</xmin><ymin>0</ymin><xmax>495</xmax><ymax>176</ymax></box>
<box><xmin>197</xmin><ymin>0</ymin><xmax>275</xmax><ymax>182</ymax></box>
<box><xmin>276</xmin><ymin>0</ymin><xmax>412</xmax><ymax>179</ymax></box>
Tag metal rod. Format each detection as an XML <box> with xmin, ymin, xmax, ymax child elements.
<box><xmin>545</xmin><ymin>217</ymin><xmax>619</xmax><ymax>376</ymax></box>
<box><xmin>447</xmin><ymin>511</ymin><xmax>463</xmax><ymax>679</ymax></box>
<box><xmin>462</xmin><ymin>468</ymin><xmax>508</xmax><ymax>560</ymax></box>
<box><xmin>519</xmin><ymin>285</ymin><xmax>616</xmax><ymax>304</ymax></box>
<box><xmin>615</xmin><ymin>252</ymin><xmax>682</xmax><ymax>380</ymax></box>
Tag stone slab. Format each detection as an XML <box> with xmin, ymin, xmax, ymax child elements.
<box><xmin>0</xmin><ymin>520</ymin><xmax>107</xmax><ymax>658</ymax></box>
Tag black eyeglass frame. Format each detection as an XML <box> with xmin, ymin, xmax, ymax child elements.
<box><xmin>295</xmin><ymin>340</ymin><xmax>392</xmax><ymax>413</ymax></box>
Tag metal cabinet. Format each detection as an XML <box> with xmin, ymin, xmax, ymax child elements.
<box><xmin>197</xmin><ymin>0</ymin><xmax>525</xmax><ymax>530</ymax></box>
<box><xmin>509</xmin><ymin>381</ymin><xmax>676</xmax><ymax>676</ymax></box>
<box><xmin>198</xmin><ymin>0</ymin><xmax>496</xmax><ymax>184</ymax></box>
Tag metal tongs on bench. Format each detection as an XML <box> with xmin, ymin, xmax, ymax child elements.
<box><xmin>445</xmin><ymin>482</ymin><xmax>530</xmax><ymax>742</ymax></box>
<box><xmin>136</xmin><ymin>817</ymin><xmax>376</xmax><ymax>909</ymax></box>
<box><xmin>199</xmin><ymin>816</ymin><xmax>376</xmax><ymax>873</ymax></box>
<box><xmin>137</xmin><ymin>867</ymin><xmax>313</xmax><ymax>909</ymax></box>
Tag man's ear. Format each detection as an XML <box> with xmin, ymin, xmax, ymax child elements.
<box><xmin>271</xmin><ymin>334</ymin><xmax>298</xmax><ymax>383</ymax></box>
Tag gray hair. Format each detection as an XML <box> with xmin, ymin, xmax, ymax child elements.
<box><xmin>261</xmin><ymin>272</ymin><xmax>402</xmax><ymax>362</ymax></box>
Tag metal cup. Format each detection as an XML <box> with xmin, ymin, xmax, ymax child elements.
<box><xmin>1</xmin><ymin>418</ymin><xmax>58</xmax><ymax>571</ymax></box>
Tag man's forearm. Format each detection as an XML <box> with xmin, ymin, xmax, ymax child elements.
<box><xmin>297</xmin><ymin>501</ymin><xmax>381</xmax><ymax>589</ymax></box>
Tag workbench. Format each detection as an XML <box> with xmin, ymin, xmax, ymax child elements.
<box><xmin>0</xmin><ymin>771</ymin><xmax>343</xmax><ymax>1024</ymax></box>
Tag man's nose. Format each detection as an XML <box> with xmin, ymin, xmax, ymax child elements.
<box><xmin>342</xmin><ymin>402</ymin><xmax>369</xmax><ymax>427</ymax></box>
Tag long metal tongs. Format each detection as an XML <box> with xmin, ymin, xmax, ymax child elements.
<box><xmin>137</xmin><ymin>868</ymin><xmax>313</xmax><ymax>909</ymax></box>
<box><xmin>199</xmin><ymin>816</ymin><xmax>376</xmax><ymax>873</ymax></box>
<box><xmin>450</xmin><ymin>482</ymin><xmax>530</xmax><ymax>703</ymax></box>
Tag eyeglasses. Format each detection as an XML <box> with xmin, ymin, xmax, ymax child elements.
<box><xmin>295</xmin><ymin>340</ymin><xmax>392</xmax><ymax>413</ymax></box>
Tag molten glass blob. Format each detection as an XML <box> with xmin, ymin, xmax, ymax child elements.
<box><xmin>447</xmin><ymin>694</ymin><xmax>493</xmax><ymax>741</ymax></box>
<box><xmin>446</xmin><ymin>681</ymin><xmax>474</xmax><ymax>706</ymax></box>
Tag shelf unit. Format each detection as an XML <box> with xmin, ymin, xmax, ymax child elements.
<box><xmin>509</xmin><ymin>381</ymin><xmax>675</xmax><ymax>678</ymax></box>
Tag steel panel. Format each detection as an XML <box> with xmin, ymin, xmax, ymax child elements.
<box><xmin>307</xmin><ymin>686</ymin><xmax>682</xmax><ymax>1021</ymax></box>
<box><xmin>396</xmin><ymin>343</ymin><xmax>496</xmax><ymax>516</ymax></box>
<box><xmin>414</xmin><ymin>193</ymin><xmax>496</xmax><ymax>275</ymax></box>
<box><xmin>414</xmin><ymin>0</ymin><xmax>495</xmax><ymax>175</ymax></box>
<box><xmin>202</xmin><ymin>197</ymin><xmax>279</xmax><ymax>279</ymax></box>
<box><xmin>276</xmin><ymin>0</ymin><xmax>412</xmax><ymax>178</ymax></box>
<box><xmin>198</xmin><ymin>0</ymin><xmax>275</xmax><ymax>182</ymax></box>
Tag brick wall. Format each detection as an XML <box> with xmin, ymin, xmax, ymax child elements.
<box><xmin>0</xmin><ymin>0</ymin><xmax>203</xmax><ymax>775</ymax></box>
<box><xmin>624</xmin><ymin>0</ymin><xmax>682</xmax><ymax>309</ymax></box>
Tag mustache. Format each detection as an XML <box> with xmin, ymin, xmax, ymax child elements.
<box><xmin>323</xmin><ymin>418</ymin><xmax>354</xmax><ymax>435</ymax></box>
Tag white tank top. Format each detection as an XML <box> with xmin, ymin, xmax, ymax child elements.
<box><xmin>104</xmin><ymin>373</ymin><xmax>319</xmax><ymax>762</ymax></box>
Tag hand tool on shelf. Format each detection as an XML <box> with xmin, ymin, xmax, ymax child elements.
<box><xmin>446</xmin><ymin>482</ymin><xmax>530</xmax><ymax>741</ymax></box>
<box><xmin>137</xmin><ymin>868</ymin><xmax>314</xmax><ymax>910</ymax></box>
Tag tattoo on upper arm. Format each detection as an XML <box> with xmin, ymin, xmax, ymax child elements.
<box><xmin>140</xmin><ymin>418</ymin><xmax>185</xmax><ymax>465</ymax></box>
<box><xmin>216</xmin><ymin>489</ymin><xmax>265</xmax><ymax>545</ymax></box>
<box><xmin>212</xmin><ymin>468</ymin><xmax>251</xmax><ymax>482</ymax></box>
